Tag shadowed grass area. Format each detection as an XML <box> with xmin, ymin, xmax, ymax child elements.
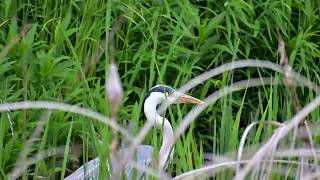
<box><xmin>0</xmin><ymin>0</ymin><xmax>319</xmax><ymax>179</ymax></box>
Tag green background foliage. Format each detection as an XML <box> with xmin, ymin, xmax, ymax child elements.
<box><xmin>0</xmin><ymin>0</ymin><xmax>319</xmax><ymax>179</ymax></box>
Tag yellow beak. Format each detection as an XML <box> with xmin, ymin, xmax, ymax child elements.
<box><xmin>176</xmin><ymin>93</ymin><xmax>204</xmax><ymax>105</ymax></box>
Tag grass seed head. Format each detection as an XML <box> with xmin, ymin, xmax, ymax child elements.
<box><xmin>106</xmin><ymin>63</ymin><xmax>123</xmax><ymax>116</ymax></box>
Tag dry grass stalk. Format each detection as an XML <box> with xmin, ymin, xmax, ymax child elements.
<box><xmin>10</xmin><ymin>147</ymin><xmax>65</xmax><ymax>179</ymax></box>
<box><xmin>157</xmin><ymin>60</ymin><xmax>319</xmax><ymax>159</ymax></box>
<box><xmin>235</xmin><ymin>94</ymin><xmax>320</xmax><ymax>179</ymax></box>
<box><xmin>0</xmin><ymin>24</ymin><xmax>31</xmax><ymax>60</ymax></box>
<box><xmin>176</xmin><ymin>60</ymin><xmax>320</xmax><ymax>100</ymax></box>
<box><xmin>169</xmin><ymin>78</ymin><xmax>280</xmax><ymax>151</ymax></box>
<box><xmin>0</xmin><ymin>101</ymin><xmax>132</xmax><ymax>140</ymax></box>
<box><xmin>236</xmin><ymin>121</ymin><xmax>284</xmax><ymax>173</ymax></box>
<box><xmin>106</xmin><ymin>64</ymin><xmax>123</xmax><ymax>178</ymax></box>
<box><xmin>155</xmin><ymin>59</ymin><xmax>319</xmax><ymax>178</ymax></box>
<box><xmin>177</xmin><ymin>146</ymin><xmax>320</xmax><ymax>179</ymax></box>
<box><xmin>174</xmin><ymin>158</ymin><xmax>317</xmax><ymax>180</ymax></box>
<box><xmin>0</xmin><ymin>25</ymin><xmax>33</xmax><ymax>170</ymax></box>
<box><xmin>105</xmin><ymin>15</ymin><xmax>126</xmax><ymax>179</ymax></box>
<box><xmin>276</xmin><ymin>28</ymin><xmax>318</xmax><ymax>178</ymax></box>
<box><xmin>168</xmin><ymin>60</ymin><xmax>319</xmax><ymax>179</ymax></box>
<box><xmin>158</xmin><ymin>59</ymin><xmax>320</xmax><ymax>117</ymax></box>
<box><xmin>77</xmin><ymin>14</ymin><xmax>125</xmax><ymax>77</ymax></box>
<box><xmin>104</xmin><ymin>15</ymin><xmax>170</xmax><ymax>179</ymax></box>
<box><xmin>0</xmin><ymin>99</ymin><xmax>14</xmax><ymax>136</ymax></box>
<box><xmin>9</xmin><ymin>111</ymin><xmax>51</xmax><ymax>179</ymax></box>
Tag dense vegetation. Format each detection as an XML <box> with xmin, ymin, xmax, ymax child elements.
<box><xmin>0</xmin><ymin>0</ymin><xmax>319</xmax><ymax>179</ymax></box>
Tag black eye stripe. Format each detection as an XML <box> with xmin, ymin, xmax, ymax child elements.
<box><xmin>144</xmin><ymin>85</ymin><xmax>174</xmax><ymax>103</ymax></box>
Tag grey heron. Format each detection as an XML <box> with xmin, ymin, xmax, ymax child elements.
<box><xmin>64</xmin><ymin>85</ymin><xmax>204</xmax><ymax>179</ymax></box>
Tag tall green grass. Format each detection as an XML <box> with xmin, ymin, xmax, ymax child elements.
<box><xmin>0</xmin><ymin>0</ymin><xmax>319</xmax><ymax>179</ymax></box>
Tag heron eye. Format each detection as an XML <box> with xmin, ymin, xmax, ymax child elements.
<box><xmin>164</xmin><ymin>92</ymin><xmax>169</xmax><ymax>97</ymax></box>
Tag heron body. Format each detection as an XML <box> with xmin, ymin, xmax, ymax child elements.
<box><xmin>64</xmin><ymin>145</ymin><xmax>153</xmax><ymax>180</ymax></box>
<box><xmin>64</xmin><ymin>85</ymin><xmax>203</xmax><ymax>179</ymax></box>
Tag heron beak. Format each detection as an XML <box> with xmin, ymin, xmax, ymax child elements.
<box><xmin>175</xmin><ymin>93</ymin><xmax>204</xmax><ymax>105</ymax></box>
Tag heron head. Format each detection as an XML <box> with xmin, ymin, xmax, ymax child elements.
<box><xmin>144</xmin><ymin>85</ymin><xmax>204</xmax><ymax>106</ymax></box>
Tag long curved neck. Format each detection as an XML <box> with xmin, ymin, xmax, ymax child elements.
<box><xmin>158</xmin><ymin>119</ymin><xmax>174</xmax><ymax>169</ymax></box>
<box><xmin>144</xmin><ymin>97</ymin><xmax>174</xmax><ymax>170</ymax></box>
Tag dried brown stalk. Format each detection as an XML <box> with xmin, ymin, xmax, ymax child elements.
<box><xmin>0</xmin><ymin>24</ymin><xmax>31</xmax><ymax>60</ymax></box>
<box><xmin>276</xmin><ymin>28</ymin><xmax>317</xmax><ymax>178</ymax></box>
<box><xmin>236</xmin><ymin>120</ymin><xmax>284</xmax><ymax>173</ymax></box>
<box><xmin>78</xmin><ymin>16</ymin><xmax>126</xmax><ymax>80</ymax></box>
<box><xmin>9</xmin><ymin>111</ymin><xmax>51</xmax><ymax>179</ymax></box>
<box><xmin>0</xmin><ymin>24</ymin><xmax>32</xmax><ymax>151</ymax></box>
<box><xmin>235</xmin><ymin>94</ymin><xmax>320</xmax><ymax>179</ymax></box>
<box><xmin>105</xmin><ymin>15</ymin><xmax>126</xmax><ymax>179</ymax></box>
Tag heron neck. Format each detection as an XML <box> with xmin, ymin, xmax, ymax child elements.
<box><xmin>159</xmin><ymin>119</ymin><xmax>174</xmax><ymax>170</ymax></box>
<box><xmin>144</xmin><ymin>98</ymin><xmax>174</xmax><ymax>169</ymax></box>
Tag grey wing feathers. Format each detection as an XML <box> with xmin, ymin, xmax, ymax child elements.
<box><xmin>124</xmin><ymin>145</ymin><xmax>153</xmax><ymax>179</ymax></box>
<box><xmin>64</xmin><ymin>145</ymin><xmax>154</xmax><ymax>180</ymax></box>
<box><xmin>64</xmin><ymin>157</ymin><xmax>110</xmax><ymax>180</ymax></box>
